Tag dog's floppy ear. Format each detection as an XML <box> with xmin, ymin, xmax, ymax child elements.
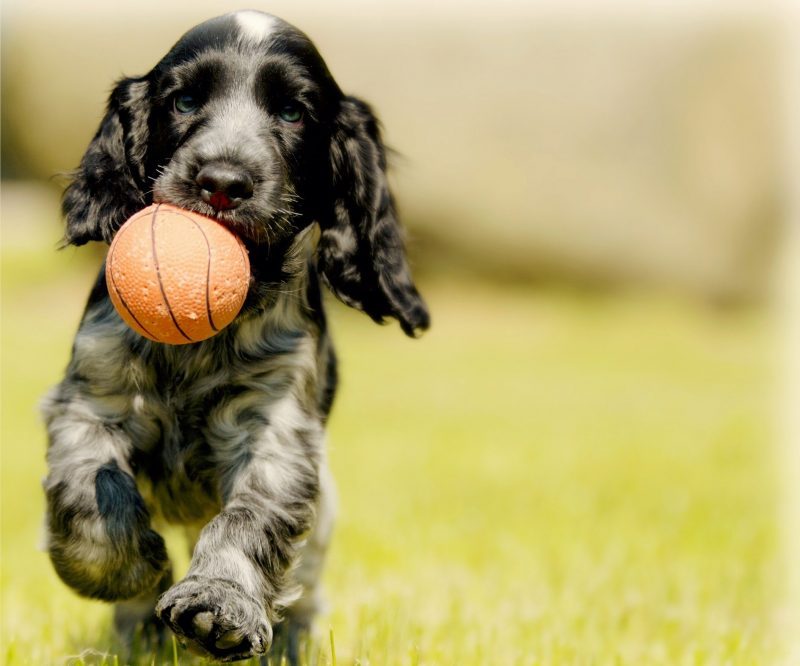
<box><xmin>62</xmin><ymin>77</ymin><xmax>150</xmax><ymax>246</ymax></box>
<box><xmin>319</xmin><ymin>96</ymin><xmax>430</xmax><ymax>337</ymax></box>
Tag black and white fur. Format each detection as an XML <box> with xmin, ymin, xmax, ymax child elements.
<box><xmin>42</xmin><ymin>11</ymin><xmax>428</xmax><ymax>663</ymax></box>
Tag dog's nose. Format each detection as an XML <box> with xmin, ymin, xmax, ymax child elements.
<box><xmin>196</xmin><ymin>164</ymin><xmax>254</xmax><ymax>211</ymax></box>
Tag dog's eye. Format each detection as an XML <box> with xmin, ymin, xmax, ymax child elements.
<box><xmin>174</xmin><ymin>93</ymin><xmax>200</xmax><ymax>114</ymax></box>
<box><xmin>278</xmin><ymin>104</ymin><xmax>303</xmax><ymax>124</ymax></box>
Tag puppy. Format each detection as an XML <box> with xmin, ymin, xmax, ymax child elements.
<box><xmin>42</xmin><ymin>11</ymin><xmax>428</xmax><ymax>662</ymax></box>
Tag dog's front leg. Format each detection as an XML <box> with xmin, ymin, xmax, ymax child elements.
<box><xmin>156</xmin><ymin>417</ymin><xmax>320</xmax><ymax>662</ymax></box>
<box><xmin>43</xmin><ymin>396</ymin><xmax>170</xmax><ymax>602</ymax></box>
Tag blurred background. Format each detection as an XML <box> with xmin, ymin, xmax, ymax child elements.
<box><xmin>1</xmin><ymin>0</ymin><xmax>798</xmax><ymax>664</ymax></box>
<box><xmin>0</xmin><ymin>0</ymin><xmax>787</xmax><ymax>300</ymax></box>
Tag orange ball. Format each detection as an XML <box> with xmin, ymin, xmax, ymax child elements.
<box><xmin>105</xmin><ymin>203</ymin><xmax>250</xmax><ymax>345</ymax></box>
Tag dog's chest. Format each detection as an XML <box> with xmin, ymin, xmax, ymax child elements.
<box><xmin>123</xmin><ymin>342</ymin><xmax>305</xmax><ymax>523</ymax></box>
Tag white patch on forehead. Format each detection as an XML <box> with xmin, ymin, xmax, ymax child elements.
<box><xmin>234</xmin><ymin>11</ymin><xmax>278</xmax><ymax>43</ymax></box>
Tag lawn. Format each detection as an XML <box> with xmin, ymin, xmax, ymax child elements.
<box><xmin>0</xmin><ymin>236</ymin><xmax>785</xmax><ymax>664</ymax></box>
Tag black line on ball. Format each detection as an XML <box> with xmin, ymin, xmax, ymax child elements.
<box><xmin>187</xmin><ymin>219</ymin><xmax>218</xmax><ymax>332</ymax></box>
<box><xmin>107</xmin><ymin>231</ymin><xmax>158</xmax><ymax>341</ymax></box>
<box><xmin>151</xmin><ymin>205</ymin><xmax>193</xmax><ymax>343</ymax></box>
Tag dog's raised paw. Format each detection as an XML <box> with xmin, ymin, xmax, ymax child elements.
<box><xmin>155</xmin><ymin>576</ymin><xmax>272</xmax><ymax>662</ymax></box>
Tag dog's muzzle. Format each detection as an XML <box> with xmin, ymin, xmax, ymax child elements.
<box><xmin>196</xmin><ymin>163</ymin><xmax>255</xmax><ymax>211</ymax></box>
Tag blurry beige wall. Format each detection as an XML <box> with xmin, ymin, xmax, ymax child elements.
<box><xmin>1</xmin><ymin>1</ymin><xmax>786</xmax><ymax>299</ymax></box>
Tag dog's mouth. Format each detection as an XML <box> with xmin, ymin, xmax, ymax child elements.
<box><xmin>151</xmin><ymin>166</ymin><xmax>303</xmax><ymax>248</ymax></box>
<box><xmin>201</xmin><ymin>190</ymin><xmax>241</xmax><ymax>213</ymax></box>
<box><xmin>151</xmin><ymin>193</ymin><xmax>272</xmax><ymax>247</ymax></box>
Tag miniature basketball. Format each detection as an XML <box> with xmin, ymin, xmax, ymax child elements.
<box><xmin>105</xmin><ymin>203</ymin><xmax>250</xmax><ymax>345</ymax></box>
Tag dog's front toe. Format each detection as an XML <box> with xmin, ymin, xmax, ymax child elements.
<box><xmin>155</xmin><ymin>576</ymin><xmax>271</xmax><ymax>662</ymax></box>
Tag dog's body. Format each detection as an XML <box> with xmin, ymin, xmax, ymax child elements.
<box><xmin>42</xmin><ymin>11</ymin><xmax>427</xmax><ymax>662</ymax></box>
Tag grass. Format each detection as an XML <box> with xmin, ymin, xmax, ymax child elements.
<box><xmin>0</xmin><ymin>238</ymin><xmax>786</xmax><ymax>664</ymax></box>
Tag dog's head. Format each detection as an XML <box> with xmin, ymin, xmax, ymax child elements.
<box><xmin>63</xmin><ymin>11</ymin><xmax>428</xmax><ymax>336</ymax></box>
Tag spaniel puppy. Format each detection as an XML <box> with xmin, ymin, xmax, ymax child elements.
<box><xmin>42</xmin><ymin>11</ymin><xmax>428</xmax><ymax>663</ymax></box>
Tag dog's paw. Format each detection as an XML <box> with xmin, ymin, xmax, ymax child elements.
<box><xmin>155</xmin><ymin>576</ymin><xmax>272</xmax><ymax>662</ymax></box>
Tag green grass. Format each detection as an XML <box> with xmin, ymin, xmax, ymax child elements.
<box><xmin>0</xmin><ymin>243</ymin><xmax>785</xmax><ymax>664</ymax></box>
